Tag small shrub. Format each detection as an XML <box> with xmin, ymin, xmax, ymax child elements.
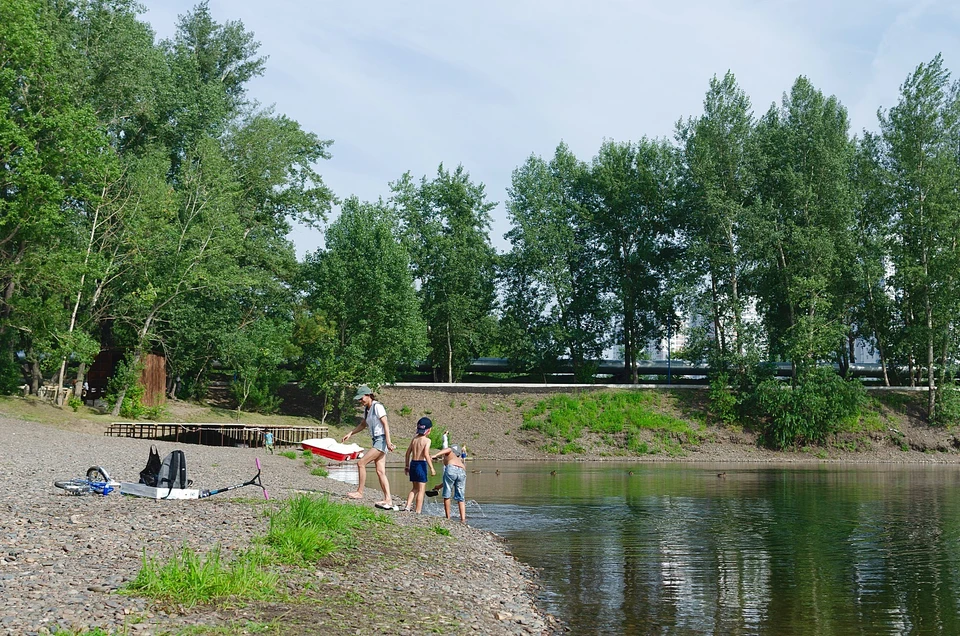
<box><xmin>67</xmin><ymin>396</ymin><xmax>82</xmax><ymax>412</ymax></box>
<box><xmin>398</xmin><ymin>405</ymin><xmax>412</xmax><ymax>417</ymax></box>
<box><xmin>432</xmin><ymin>524</ymin><xmax>451</xmax><ymax>537</ymax></box>
<box><xmin>310</xmin><ymin>466</ymin><xmax>329</xmax><ymax>477</ymax></box>
<box><xmin>144</xmin><ymin>404</ymin><xmax>167</xmax><ymax>421</ymax></box>
<box><xmin>933</xmin><ymin>383</ymin><xmax>960</xmax><ymax>427</ymax></box>
<box><xmin>708</xmin><ymin>372</ymin><xmax>738</xmax><ymax>425</ymax></box>
<box><xmin>279</xmin><ymin>451</ymin><xmax>297</xmax><ymax>460</ymax></box>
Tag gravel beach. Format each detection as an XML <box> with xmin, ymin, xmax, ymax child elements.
<box><xmin>0</xmin><ymin>414</ymin><xmax>560</xmax><ymax>635</ymax></box>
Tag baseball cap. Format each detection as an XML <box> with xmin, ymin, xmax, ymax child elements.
<box><xmin>353</xmin><ymin>385</ymin><xmax>373</xmax><ymax>400</ymax></box>
<box><xmin>416</xmin><ymin>417</ymin><xmax>433</xmax><ymax>435</ymax></box>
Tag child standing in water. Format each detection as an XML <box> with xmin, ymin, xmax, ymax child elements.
<box><xmin>403</xmin><ymin>418</ymin><xmax>436</xmax><ymax>513</ymax></box>
<box><xmin>432</xmin><ymin>443</ymin><xmax>467</xmax><ymax>523</ymax></box>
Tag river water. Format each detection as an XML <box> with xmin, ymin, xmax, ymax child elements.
<box><xmin>331</xmin><ymin>461</ymin><xmax>960</xmax><ymax>634</ymax></box>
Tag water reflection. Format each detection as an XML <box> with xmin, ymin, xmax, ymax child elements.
<box><xmin>357</xmin><ymin>462</ymin><xmax>960</xmax><ymax>635</ymax></box>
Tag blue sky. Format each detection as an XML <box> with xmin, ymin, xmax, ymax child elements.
<box><xmin>139</xmin><ymin>1</ymin><xmax>960</xmax><ymax>257</ymax></box>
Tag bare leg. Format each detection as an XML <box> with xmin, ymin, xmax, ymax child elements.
<box><xmin>443</xmin><ymin>498</ymin><xmax>451</xmax><ymax>519</ymax></box>
<box><xmin>374</xmin><ymin>452</ymin><xmax>392</xmax><ymax>505</ymax></box>
<box><xmin>404</xmin><ymin>489</ymin><xmax>415</xmax><ymax>511</ymax></box>
<box><xmin>458</xmin><ymin>500</ymin><xmax>466</xmax><ymax>523</ymax></box>
<box><xmin>414</xmin><ymin>482</ymin><xmax>426</xmax><ymax>512</ymax></box>
<box><xmin>346</xmin><ymin>451</ymin><xmax>379</xmax><ymax>499</ymax></box>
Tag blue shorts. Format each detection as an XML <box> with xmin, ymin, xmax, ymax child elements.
<box><xmin>371</xmin><ymin>435</ymin><xmax>387</xmax><ymax>453</ymax></box>
<box><xmin>409</xmin><ymin>460</ymin><xmax>428</xmax><ymax>483</ymax></box>
<box><xmin>442</xmin><ymin>465</ymin><xmax>466</xmax><ymax>502</ymax></box>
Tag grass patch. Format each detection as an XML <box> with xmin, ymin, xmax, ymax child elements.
<box><xmin>125</xmin><ymin>546</ymin><xmax>277</xmax><ymax>607</ymax></box>
<box><xmin>398</xmin><ymin>405</ymin><xmax>412</xmax><ymax>417</ymax></box>
<box><xmin>278</xmin><ymin>451</ymin><xmax>297</xmax><ymax>460</ymax></box>
<box><xmin>310</xmin><ymin>466</ymin><xmax>329</xmax><ymax>477</ymax></box>
<box><xmin>521</xmin><ymin>390</ymin><xmax>701</xmax><ymax>456</ymax></box>
<box><xmin>262</xmin><ymin>493</ymin><xmax>384</xmax><ymax>564</ymax></box>
<box><xmin>431</xmin><ymin>524</ymin><xmax>451</xmax><ymax>536</ymax></box>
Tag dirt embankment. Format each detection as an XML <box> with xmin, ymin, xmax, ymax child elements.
<box><xmin>372</xmin><ymin>385</ymin><xmax>960</xmax><ymax>464</ymax></box>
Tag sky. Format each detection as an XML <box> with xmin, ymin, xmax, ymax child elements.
<box><xmin>139</xmin><ymin>0</ymin><xmax>960</xmax><ymax>258</ymax></box>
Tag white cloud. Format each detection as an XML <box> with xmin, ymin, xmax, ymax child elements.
<box><xmin>140</xmin><ymin>0</ymin><xmax>960</xmax><ymax>256</ymax></box>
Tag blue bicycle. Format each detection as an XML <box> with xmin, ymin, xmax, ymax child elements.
<box><xmin>54</xmin><ymin>466</ymin><xmax>117</xmax><ymax>496</ymax></box>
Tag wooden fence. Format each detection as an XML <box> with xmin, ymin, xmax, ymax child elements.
<box><xmin>104</xmin><ymin>422</ymin><xmax>329</xmax><ymax>448</ymax></box>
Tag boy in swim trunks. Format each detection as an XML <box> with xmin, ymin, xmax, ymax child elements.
<box><xmin>432</xmin><ymin>443</ymin><xmax>467</xmax><ymax>523</ymax></box>
<box><xmin>403</xmin><ymin>417</ymin><xmax>436</xmax><ymax>513</ymax></box>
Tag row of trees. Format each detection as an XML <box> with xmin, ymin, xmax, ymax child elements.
<box><xmin>5</xmin><ymin>2</ymin><xmax>960</xmax><ymax>426</ymax></box>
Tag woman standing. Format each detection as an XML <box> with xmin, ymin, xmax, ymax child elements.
<box><xmin>342</xmin><ymin>385</ymin><xmax>396</xmax><ymax>509</ymax></box>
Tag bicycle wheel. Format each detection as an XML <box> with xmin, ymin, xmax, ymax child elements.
<box><xmin>54</xmin><ymin>479</ymin><xmax>91</xmax><ymax>495</ymax></box>
<box><xmin>86</xmin><ymin>466</ymin><xmax>110</xmax><ymax>482</ymax></box>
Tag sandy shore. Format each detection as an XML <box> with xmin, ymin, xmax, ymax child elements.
<box><xmin>0</xmin><ymin>414</ymin><xmax>560</xmax><ymax>635</ymax></box>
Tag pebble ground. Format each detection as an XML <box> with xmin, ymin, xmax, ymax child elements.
<box><xmin>0</xmin><ymin>415</ymin><xmax>562</xmax><ymax>635</ymax></box>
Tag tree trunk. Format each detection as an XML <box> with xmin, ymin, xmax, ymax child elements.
<box><xmin>75</xmin><ymin>362</ymin><xmax>86</xmax><ymax>398</ymax></box>
<box><xmin>446</xmin><ymin>320</ymin><xmax>453</xmax><ymax>383</ymax></box>
<box><xmin>30</xmin><ymin>357</ymin><xmax>41</xmax><ymax>395</ymax></box>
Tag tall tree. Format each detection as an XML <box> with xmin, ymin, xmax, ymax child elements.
<box><xmin>504</xmin><ymin>144</ymin><xmax>608</xmax><ymax>381</ymax></box>
<box><xmin>394</xmin><ymin>165</ymin><xmax>497</xmax><ymax>382</ymax></box>
<box><xmin>299</xmin><ymin>197</ymin><xmax>426</xmax><ymax>420</ymax></box>
<box><xmin>751</xmin><ymin>77</ymin><xmax>856</xmax><ymax>375</ymax></box>
<box><xmin>880</xmin><ymin>55</ymin><xmax>960</xmax><ymax>420</ymax></box>
<box><xmin>676</xmin><ymin>72</ymin><xmax>755</xmax><ymax>364</ymax></box>
<box><xmin>590</xmin><ymin>138</ymin><xmax>677</xmax><ymax>383</ymax></box>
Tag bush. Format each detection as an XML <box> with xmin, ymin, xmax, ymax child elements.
<box><xmin>708</xmin><ymin>372</ymin><xmax>738</xmax><ymax>425</ymax></box>
<box><xmin>933</xmin><ymin>380</ymin><xmax>960</xmax><ymax>427</ymax></box>
<box><xmin>756</xmin><ymin>367</ymin><xmax>866</xmax><ymax>450</ymax></box>
<box><xmin>67</xmin><ymin>395</ymin><xmax>82</xmax><ymax>412</ymax></box>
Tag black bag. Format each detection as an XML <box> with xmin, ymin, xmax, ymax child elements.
<box><xmin>157</xmin><ymin>450</ymin><xmax>188</xmax><ymax>491</ymax></box>
<box><xmin>139</xmin><ymin>444</ymin><xmax>162</xmax><ymax>487</ymax></box>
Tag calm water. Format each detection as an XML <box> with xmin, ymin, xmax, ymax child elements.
<box><xmin>335</xmin><ymin>462</ymin><xmax>960</xmax><ymax>635</ymax></box>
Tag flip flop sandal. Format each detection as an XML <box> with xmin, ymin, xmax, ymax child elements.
<box><xmin>374</xmin><ymin>502</ymin><xmax>398</xmax><ymax>511</ymax></box>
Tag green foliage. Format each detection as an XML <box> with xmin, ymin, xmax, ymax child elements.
<box><xmin>522</xmin><ymin>390</ymin><xmax>699</xmax><ymax>454</ymax></box>
<box><xmin>106</xmin><ymin>358</ymin><xmax>147</xmax><ymax>418</ymax></box>
<box><xmin>126</xmin><ymin>546</ymin><xmax>277</xmax><ymax>607</ymax></box>
<box><xmin>68</xmin><ymin>396</ymin><xmax>83</xmax><ymax>412</ymax></box>
<box><xmin>707</xmin><ymin>372</ymin><xmax>738</xmax><ymax>425</ymax></box>
<box><xmin>756</xmin><ymin>368</ymin><xmax>867</xmax><ymax>449</ymax></box>
<box><xmin>223</xmin><ymin>318</ymin><xmax>293</xmax><ymax>416</ymax></box>
<box><xmin>394</xmin><ymin>165</ymin><xmax>498</xmax><ymax>382</ymax></box>
<box><xmin>310</xmin><ymin>466</ymin><xmax>329</xmax><ymax>477</ymax></box>
<box><xmin>262</xmin><ymin>493</ymin><xmax>381</xmax><ymax>564</ymax></box>
<box><xmin>298</xmin><ymin>197</ymin><xmax>427</xmax><ymax>422</ymax></box>
<box><xmin>278</xmin><ymin>451</ymin><xmax>297</xmax><ymax>460</ymax></box>
<box><xmin>933</xmin><ymin>385</ymin><xmax>960</xmax><ymax>428</ymax></box>
<box><xmin>431</xmin><ymin>524</ymin><xmax>451</xmax><ymax>537</ymax></box>
<box><xmin>398</xmin><ymin>405</ymin><xmax>412</xmax><ymax>417</ymax></box>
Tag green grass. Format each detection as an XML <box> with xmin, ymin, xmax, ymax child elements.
<box><xmin>278</xmin><ymin>450</ymin><xmax>297</xmax><ymax>459</ymax></box>
<box><xmin>431</xmin><ymin>524</ymin><xmax>451</xmax><ymax>536</ymax></box>
<box><xmin>521</xmin><ymin>390</ymin><xmax>701</xmax><ymax>456</ymax></box>
<box><xmin>261</xmin><ymin>493</ymin><xmax>384</xmax><ymax>564</ymax></box>
<box><xmin>125</xmin><ymin>546</ymin><xmax>278</xmax><ymax>607</ymax></box>
<box><xmin>310</xmin><ymin>466</ymin><xmax>329</xmax><ymax>477</ymax></box>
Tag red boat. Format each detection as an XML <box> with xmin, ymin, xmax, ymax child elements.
<box><xmin>301</xmin><ymin>438</ymin><xmax>364</xmax><ymax>461</ymax></box>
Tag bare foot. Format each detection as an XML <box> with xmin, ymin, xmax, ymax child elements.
<box><xmin>345</xmin><ymin>491</ymin><xmax>363</xmax><ymax>499</ymax></box>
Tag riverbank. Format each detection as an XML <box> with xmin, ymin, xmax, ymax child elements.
<box><xmin>372</xmin><ymin>386</ymin><xmax>960</xmax><ymax>464</ymax></box>
<box><xmin>0</xmin><ymin>403</ymin><xmax>560</xmax><ymax>635</ymax></box>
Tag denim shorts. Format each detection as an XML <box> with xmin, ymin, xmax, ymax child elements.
<box><xmin>442</xmin><ymin>465</ymin><xmax>466</xmax><ymax>502</ymax></box>
<box><xmin>371</xmin><ymin>435</ymin><xmax>387</xmax><ymax>453</ymax></box>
